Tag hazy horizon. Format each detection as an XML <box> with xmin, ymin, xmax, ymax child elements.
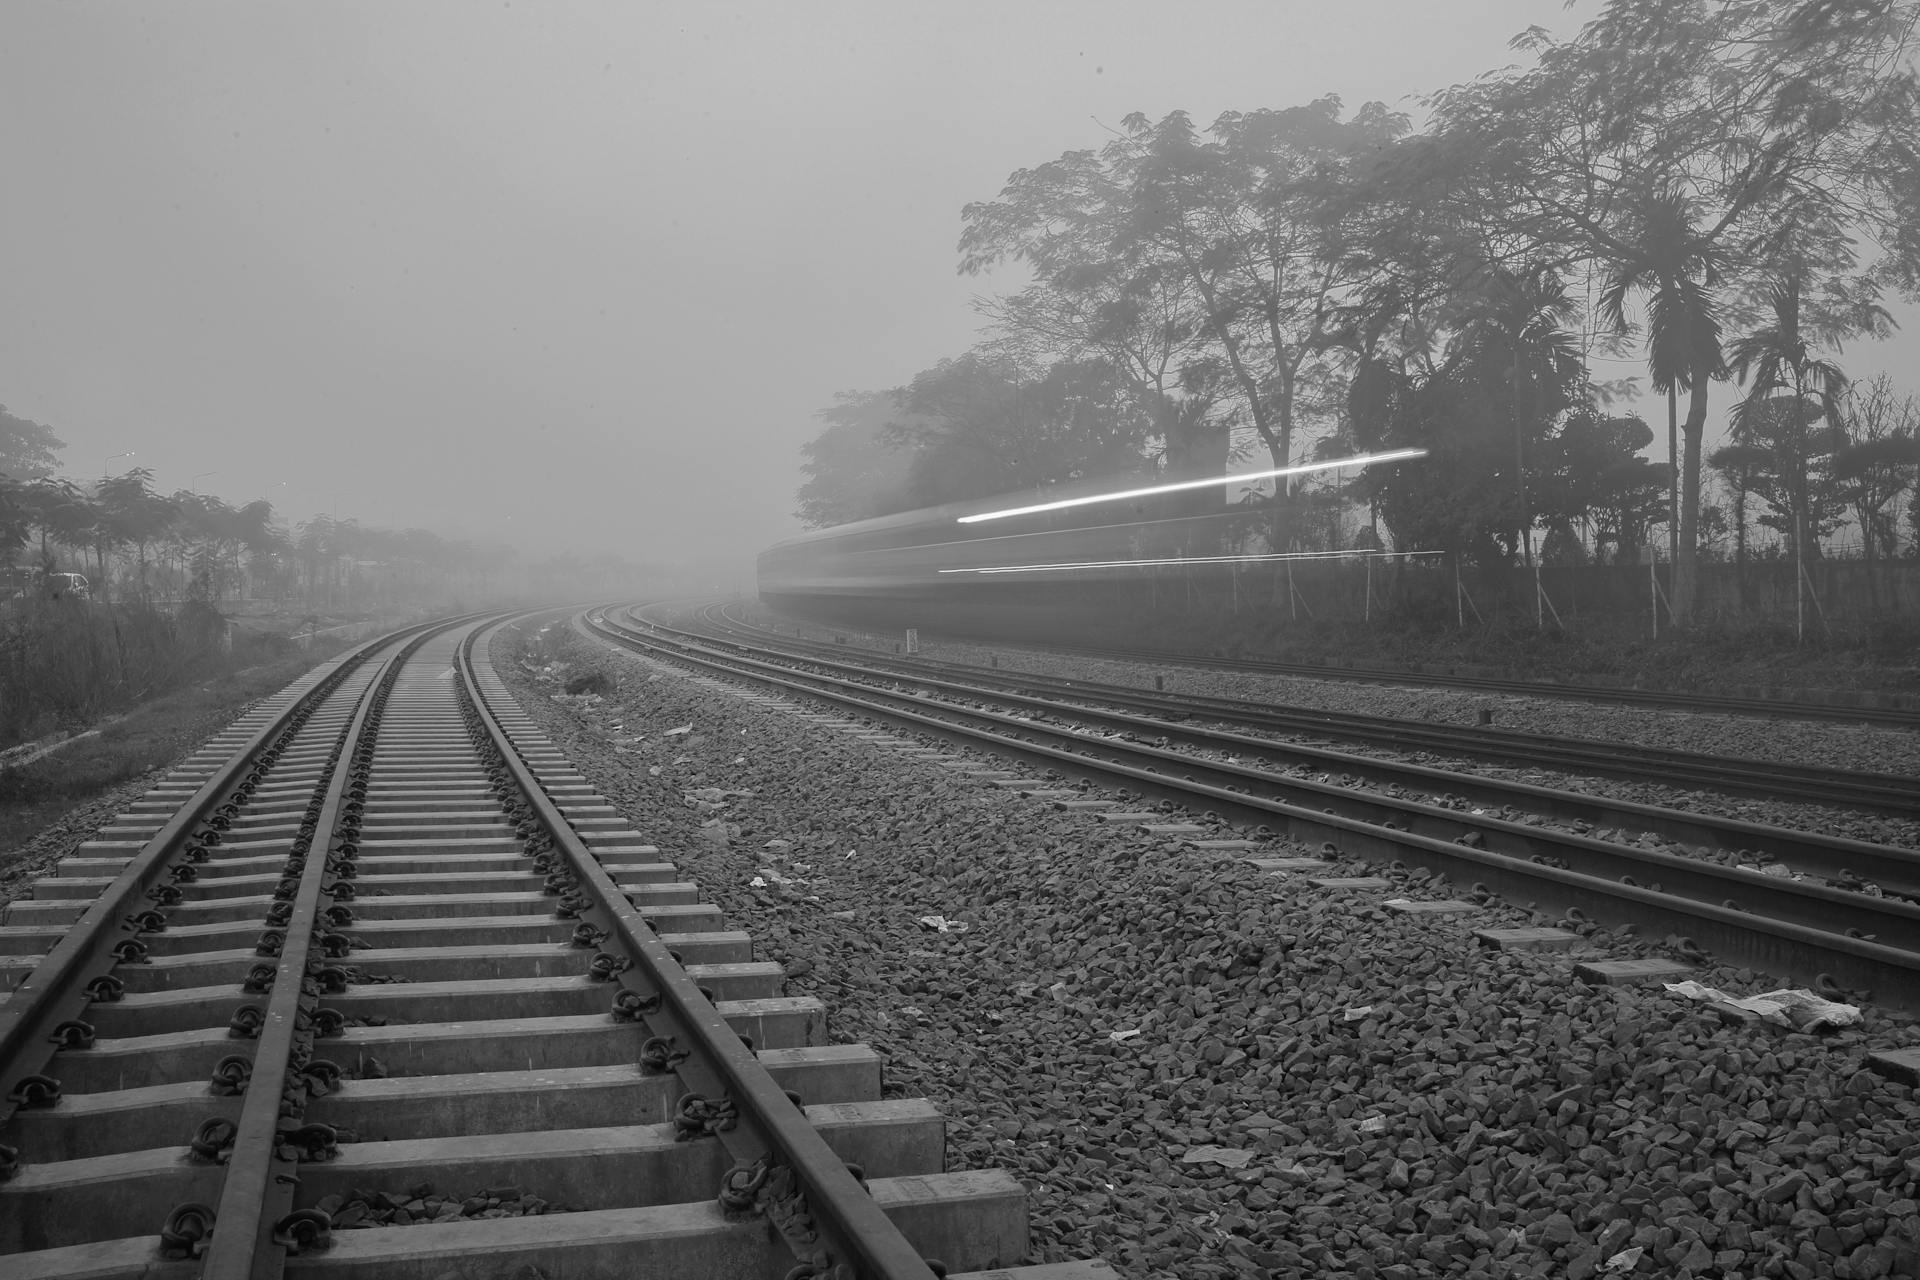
<box><xmin>5</xmin><ymin>3</ymin><xmax>1916</xmax><ymax>582</ymax></box>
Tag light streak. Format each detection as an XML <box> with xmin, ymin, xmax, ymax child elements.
<box><xmin>938</xmin><ymin>549</ymin><xmax>1445</xmax><ymax>575</ymax></box>
<box><xmin>955</xmin><ymin>449</ymin><xmax>1428</xmax><ymax>524</ymax></box>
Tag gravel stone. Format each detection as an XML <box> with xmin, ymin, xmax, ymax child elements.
<box><xmin>497</xmin><ymin>617</ymin><xmax>1920</xmax><ymax>1280</ymax></box>
<box><xmin>743</xmin><ymin>612</ymin><xmax>1920</xmax><ymax>854</ymax></box>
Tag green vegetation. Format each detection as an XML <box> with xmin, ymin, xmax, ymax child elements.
<box><xmin>1138</xmin><ymin>608</ymin><xmax>1920</xmax><ymax>700</ymax></box>
<box><xmin>799</xmin><ymin>0</ymin><xmax>1920</xmax><ymax>631</ymax></box>
<box><xmin>1</xmin><ymin>456</ymin><xmax>502</xmax><ymax>611</ymax></box>
<box><xmin>3</xmin><ymin>405</ymin><xmax>660</xmax><ymax>614</ymax></box>
<box><xmin>0</xmin><ymin>641</ymin><xmax>338</xmax><ymax>864</ymax></box>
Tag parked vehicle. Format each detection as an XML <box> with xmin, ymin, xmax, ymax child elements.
<box><xmin>5</xmin><ymin>570</ymin><xmax>90</xmax><ymax>602</ymax></box>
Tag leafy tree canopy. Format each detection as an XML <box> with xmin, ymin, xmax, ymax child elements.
<box><xmin>794</xmin><ymin>390</ymin><xmax>917</xmax><ymax>529</ymax></box>
<box><xmin>0</xmin><ymin>405</ymin><xmax>66</xmax><ymax>480</ymax></box>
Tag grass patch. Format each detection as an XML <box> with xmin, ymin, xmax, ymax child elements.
<box><xmin>0</xmin><ymin>643</ymin><xmax>343</xmax><ymax>855</ymax></box>
<box><xmin>1138</xmin><ymin>608</ymin><xmax>1920</xmax><ymax>697</ymax></box>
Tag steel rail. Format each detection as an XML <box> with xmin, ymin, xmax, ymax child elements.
<box><xmin>201</xmin><ymin>620</ymin><xmax>446</xmax><ymax>1278</ymax></box>
<box><xmin>629</xmin><ymin>607</ymin><xmax>1920</xmax><ymax>898</ymax></box>
<box><xmin>581</xmin><ymin>611</ymin><xmax>1920</xmax><ymax>1009</ymax></box>
<box><xmin>596</xmin><ymin>610</ymin><xmax>1920</xmax><ymax>942</ymax></box>
<box><xmin>0</xmin><ymin>621</ymin><xmax>435</xmax><ymax>1132</ymax></box>
<box><xmin>955</xmin><ymin>637</ymin><xmax>1920</xmax><ymax>729</ymax></box>
<box><xmin>457</xmin><ymin>621</ymin><xmax>943</xmax><ymax>1280</ymax></box>
<box><xmin>697</xmin><ymin>603</ymin><xmax>1920</xmax><ymax>819</ymax></box>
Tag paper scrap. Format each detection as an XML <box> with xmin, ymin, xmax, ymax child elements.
<box><xmin>1663</xmin><ymin>982</ymin><xmax>1861</xmax><ymax>1031</ymax></box>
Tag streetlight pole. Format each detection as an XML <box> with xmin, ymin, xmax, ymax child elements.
<box><xmin>103</xmin><ymin>451</ymin><xmax>136</xmax><ymax>478</ymax></box>
<box><xmin>191</xmin><ymin>471</ymin><xmax>220</xmax><ymax>496</ymax></box>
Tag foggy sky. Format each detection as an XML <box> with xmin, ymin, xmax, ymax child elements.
<box><xmin>4</xmin><ymin>3</ymin><xmax>1915</xmax><ymax>582</ymax></box>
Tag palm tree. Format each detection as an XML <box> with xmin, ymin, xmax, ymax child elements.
<box><xmin>296</xmin><ymin>516</ymin><xmax>336</xmax><ymax>610</ymax></box>
<box><xmin>1597</xmin><ymin>185</ymin><xmax>1730</xmax><ymax>625</ymax></box>
<box><xmin>1455</xmin><ymin>261</ymin><xmax>1585</xmax><ymax>570</ymax></box>
<box><xmin>97</xmin><ymin>469</ymin><xmax>174</xmax><ymax>604</ymax></box>
<box><xmin>1708</xmin><ymin>444</ymin><xmax>1767</xmax><ymax>571</ymax></box>
<box><xmin>229</xmin><ymin>499</ymin><xmax>279</xmax><ymax>599</ymax></box>
<box><xmin>0</xmin><ymin>475</ymin><xmax>31</xmax><ymax>567</ymax></box>
<box><xmin>1831</xmin><ymin>375</ymin><xmax>1920</xmax><ymax>562</ymax></box>
<box><xmin>1726</xmin><ymin>276</ymin><xmax>1856</xmax><ymax>637</ymax></box>
<box><xmin>1727</xmin><ymin>277</ymin><xmax>1850</xmax><ymax>559</ymax></box>
<box><xmin>22</xmin><ymin>477</ymin><xmax>94</xmax><ymax>570</ymax></box>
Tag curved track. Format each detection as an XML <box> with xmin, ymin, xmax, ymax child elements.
<box><xmin>0</xmin><ymin>613</ymin><xmax>1111</xmax><ymax>1280</ymax></box>
<box><xmin>995</xmin><ymin>639</ymin><xmax>1920</xmax><ymax>729</ymax></box>
<box><xmin>661</xmin><ymin>606</ymin><xmax>1920</xmax><ymax>898</ymax></box>
<box><xmin>589</xmin><ymin>605</ymin><xmax>1920</xmax><ymax>1013</ymax></box>
<box><xmin>704</xmin><ymin>604</ymin><xmax>1920</xmax><ymax>818</ymax></box>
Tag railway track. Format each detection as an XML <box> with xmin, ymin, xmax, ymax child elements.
<box><xmin>642</xmin><ymin>607</ymin><xmax>1920</xmax><ymax>899</ymax></box>
<box><xmin>998</xmin><ymin>639</ymin><xmax>1920</xmax><ymax>729</ymax></box>
<box><xmin>699</xmin><ymin>603</ymin><xmax>1920</xmax><ymax>819</ymax></box>
<box><xmin>556</xmin><ymin>601</ymin><xmax>1920</xmax><ymax>1280</ymax></box>
<box><xmin>0</xmin><ymin>614</ymin><xmax>1113</xmax><ymax>1280</ymax></box>
<box><xmin>586</xmin><ymin>605</ymin><xmax>1920</xmax><ymax>1012</ymax></box>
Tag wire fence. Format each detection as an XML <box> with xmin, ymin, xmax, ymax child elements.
<box><xmin>1050</xmin><ymin>552</ymin><xmax>1920</xmax><ymax>639</ymax></box>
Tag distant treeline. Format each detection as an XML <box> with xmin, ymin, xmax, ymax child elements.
<box><xmin>799</xmin><ymin>0</ymin><xmax>1920</xmax><ymax>631</ymax></box>
<box><xmin>1</xmin><ymin>403</ymin><xmax>662</xmax><ymax>608</ymax></box>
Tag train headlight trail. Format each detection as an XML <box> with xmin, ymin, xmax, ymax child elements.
<box><xmin>939</xmin><ymin>549</ymin><xmax>1448</xmax><ymax>575</ymax></box>
<box><xmin>955</xmin><ymin>448</ymin><xmax>1430</xmax><ymax>524</ymax></box>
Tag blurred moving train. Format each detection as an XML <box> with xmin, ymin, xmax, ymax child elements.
<box><xmin>758</xmin><ymin>487</ymin><xmax>1302</xmax><ymax>635</ymax></box>
<box><xmin>757</xmin><ymin>452</ymin><xmax>1430</xmax><ymax>638</ymax></box>
<box><xmin>760</xmin><ymin>482</ymin><xmax>1225</xmax><ymax>583</ymax></box>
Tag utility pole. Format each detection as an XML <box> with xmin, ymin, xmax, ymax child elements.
<box><xmin>1668</xmin><ymin>384</ymin><xmax>1679</xmax><ymax>565</ymax></box>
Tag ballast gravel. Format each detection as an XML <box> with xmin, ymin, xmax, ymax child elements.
<box><xmin>499</xmin><ymin>620</ymin><xmax>1920</xmax><ymax>1280</ymax></box>
<box><xmin>742</xmin><ymin>610</ymin><xmax>1920</xmax><ymax>781</ymax></box>
<box><xmin>733</xmin><ymin>607</ymin><xmax>1920</xmax><ymax>857</ymax></box>
<box><xmin>910</xmin><ymin>695</ymin><xmax>1920</xmax><ymax>856</ymax></box>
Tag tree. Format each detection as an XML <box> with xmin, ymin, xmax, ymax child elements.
<box><xmin>1727</xmin><ymin>276</ymin><xmax>1853</xmax><ymax>563</ymax></box>
<box><xmin>0</xmin><ymin>405</ymin><xmax>65</xmax><ymax>480</ymax></box>
<box><xmin>1427</xmin><ymin>0</ymin><xmax>1920</xmax><ymax>622</ymax></box>
<box><xmin>1539</xmin><ymin>413</ymin><xmax>1668</xmax><ymax>564</ymax></box>
<box><xmin>296</xmin><ymin>515</ymin><xmax>337</xmax><ymax>609</ymax></box>
<box><xmin>229</xmin><ymin>499</ymin><xmax>279</xmax><ymax>596</ymax></box>
<box><xmin>795</xmin><ymin>391</ymin><xmax>917</xmax><ymax>528</ymax></box>
<box><xmin>15</xmin><ymin>477</ymin><xmax>91</xmax><ymax>570</ymax></box>
<box><xmin>886</xmin><ymin>352</ymin><xmax>1156</xmax><ymax>510</ymax></box>
<box><xmin>0</xmin><ymin>476</ymin><xmax>32</xmax><ymax>562</ymax></box>
<box><xmin>1596</xmin><ymin>183</ymin><xmax>1733</xmax><ymax>570</ymax></box>
<box><xmin>1124</xmin><ymin>103</ymin><xmax>1408</xmax><ymax>494</ymax></box>
<box><xmin>959</xmin><ymin>131</ymin><xmax>1233</xmax><ymax>503</ymax></box>
<box><xmin>1710</xmin><ymin>444</ymin><xmax>1766</xmax><ymax>566</ymax></box>
<box><xmin>1348</xmin><ymin>345</ymin><xmax>1537</xmax><ymax>566</ymax></box>
<box><xmin>978</xmin><ymin>277</ymin><xmax>1229</xmax><ymax>516</ymax></box>
<box><xmin>97</xmin><ymin>469</ymin><xmax>175</xmax><ymax>602</ymax></box>
<box><xmin>1453</xmin><ymin>261</ymin><xmax>1587</xmax><ymax>565</ymax></box>
<box><xmin>1831</xmin><ymin>374</ymin><xmax>1920</xmax><ymax>559</ymax></box>
<box><xmin>960</xmin><ymin>98</ymin><xmax>1410</xmax><ymax>537</ymax></box>
<box><xmin>1712</xmin><ymin>399</ymin><xmax>1846</xmax><ymax>558</ymax></box>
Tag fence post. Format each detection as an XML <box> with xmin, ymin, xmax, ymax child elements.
<box><xmin>1796</xmin><ymin>548</ymin><xmax>1806</xmax><ymax>644</ymax></box>
<box><xmin>1535</xmin><ymin>566</ymin><xmax>1563</xmax><ymax>630</ymax></box>
<box><xmin>1800</xmin><ymin>560</ymin><xmax>1834</xmax><ymax>642</ymax></box>
<box><xmin>1648</xmin><ymin>556</ymin><xmax>1675</xmax><ymax>638</ymax></box>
